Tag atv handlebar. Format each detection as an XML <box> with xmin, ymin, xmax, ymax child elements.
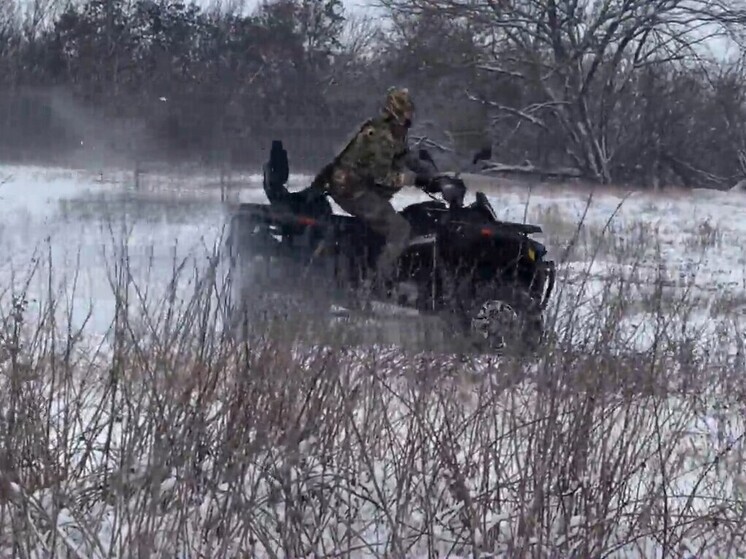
<box><xmin>421</xmin><ymin>174</ymin><xmax>467</xmax><ymax>208</ymax></box>
<box><xmin>413</xmin><ymin>144</ymin><xmax>492</xmax><ymax>209</ymax></box>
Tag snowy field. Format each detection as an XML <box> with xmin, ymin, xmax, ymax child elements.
<box><xmin>1</xmin><ymin>164</ymin><xmax>745</xmax><ymax>558</ymax></box>
<box><xmin>3</xmin><ymin>165</ymin><xmax>746</xmax><ymax>349</ymax></box>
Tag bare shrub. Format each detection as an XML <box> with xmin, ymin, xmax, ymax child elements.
<box><xmin>685</xmin><ymin>219</ymin><xmax>724</xmax><ymax>252</ymax></box>
<box><xmin>0</xmin><ymin>215</ymin><xmax>744</xmax><ymax>558</ymax></box>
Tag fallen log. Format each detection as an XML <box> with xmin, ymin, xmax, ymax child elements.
<box><xmin>480</xmin><ymin>161</ymin><xmax>584</xmax><ymax>179</ymax></box>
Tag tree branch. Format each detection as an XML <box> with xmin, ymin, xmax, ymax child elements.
<box><xmin>474</xmin><ymin>63</ymin><xmax>526</xmax><ymax>80</ymax></box>
<box><xmin>465</xmin><ymin>91</ymin><xmax>559</xmax><ymax>130</ymax></box>
<box><xmin>481</xmin><ymin>160</ymin><xmax>584</xmax><ymax>179</ymax></box>
<box><xmin>409</xmin><ymin>135</ymin><xmax>454</xmax><ymax>153</ymax></box>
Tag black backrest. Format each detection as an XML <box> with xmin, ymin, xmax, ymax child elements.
<box><xmin>269</xmin><ymin>140</ymin><xmax>289</xmax><ymax>184</ymax></box>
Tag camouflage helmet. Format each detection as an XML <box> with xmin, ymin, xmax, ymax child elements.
<box><xmin>382</xmin><ymin>87</ymin><xmax>414</xmax><ymax>125</ymax></box>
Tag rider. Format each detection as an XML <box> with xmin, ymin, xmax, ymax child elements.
<box><xmin>317</xmin><ymin>87</ymin><xmax>437</xmax><ymax>297</ymax></box>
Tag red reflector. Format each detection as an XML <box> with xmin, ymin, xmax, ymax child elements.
<box><xmin>480</xmin><ymin>228</ymin><xmax>493</xmax><ymax>237</ymax></box>
<box><xmin>297</xmin><ymin>216</ymin><xmax>316</xmax><ymax>226</ymax></box>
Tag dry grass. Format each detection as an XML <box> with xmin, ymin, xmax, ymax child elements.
<box><xmin>0</xmin><ymin>207</ymin><xmax>745</xmax><ymax>559</ymax></box>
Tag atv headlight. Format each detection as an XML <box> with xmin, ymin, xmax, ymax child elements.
<box><xmin>529</xmin><ymin>241</ymin><xmax>547</xmax><ymax>260</ymax></box>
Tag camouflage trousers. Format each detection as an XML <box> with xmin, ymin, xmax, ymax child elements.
<box><xmin>331</xmin><ymin>187</ymin><xmax>411</xmax><ymax>284</ymax></box>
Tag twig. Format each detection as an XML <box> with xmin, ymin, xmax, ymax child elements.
<box><xmin>466</xmin><ymin>91</ymin><xmax>551</xmax><ymax>130</ymax></box>
<box><xmin>410</xmin><ymin>135</ymin><xmax>454</xmax><ymax>153</ymax></box>
<box><xmin>474</xmin><ymin>63</ymin><xmax>527</xmax><ymax>80</ymax></box>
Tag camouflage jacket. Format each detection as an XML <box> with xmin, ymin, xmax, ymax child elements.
<box><xmin>326</xmin><ymin>116</ymin><xmax>435</xmax><ymax>200</ymax></box>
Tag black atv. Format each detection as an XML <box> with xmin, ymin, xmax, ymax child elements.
<box><xmin>226</xmin><ymin>140</ymin><xmax>556</xmax><ymax>353</ymax></box>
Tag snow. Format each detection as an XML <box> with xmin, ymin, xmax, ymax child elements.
<box><xmin>1</xmin><ymin>164</ymin><xmax>746</xmax><ymax>557</ymax></box>
<box><xmin>4</xmin><ymin>165</ymin><xmax>746</xmax><ymax>342</ymax></box>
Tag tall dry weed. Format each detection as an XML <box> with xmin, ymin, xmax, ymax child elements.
<box><xmin>0</xmin><ymin>209</ymin><xmax>744</xmax><ymax>558</ymax></box>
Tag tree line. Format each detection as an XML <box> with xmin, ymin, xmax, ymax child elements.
<box><xmin>2</xmin><ymin>0</ymin><xmax>746</xmax><ymax>188</ymax></box>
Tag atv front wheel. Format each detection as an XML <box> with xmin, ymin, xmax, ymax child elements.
<box><xmin>463</xmin><ymin>283</ymin><xmax>545</xmax><ymax>355</ymax></box>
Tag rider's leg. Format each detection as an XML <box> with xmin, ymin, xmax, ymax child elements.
<box><xmin>334</xmin><ymin>188</ymin><xmax>411</xmax><ymax>286</ymax></box>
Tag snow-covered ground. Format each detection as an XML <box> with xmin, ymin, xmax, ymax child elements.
<box><xmin>3</xmin><ymin>164</ymin><xmax>746</xmax><ymax>348</ymax></box>
<box><xmin>2</xmin><ymin>161</ymin><xmax>745</xmax><ymax>382</ymax></box>
<box><xmin>1</xmin><ymin>164</ymin><xmax>746</xmax><ymax>558</ymax></box>
<box><xmin>1</xmin><ymin>165</ymin><xmax>234</xmax><ymax>338</ymax></box>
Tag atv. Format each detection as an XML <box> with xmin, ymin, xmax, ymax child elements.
<box><xmin>226</xmin><ymin>140</ymin><xmax>556</xmax><ymax>353</ymax></box>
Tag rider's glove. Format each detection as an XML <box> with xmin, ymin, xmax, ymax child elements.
<box><xmin>415</xmin><ymin>174</ymin><xmax>442</xmax><ymax>194</ymax></box>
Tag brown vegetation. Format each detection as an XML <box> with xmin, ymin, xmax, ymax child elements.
<box><xmin>0</xmin><ymin>209</ymin><xmax>744</xmax><ymax>557</ymax></box>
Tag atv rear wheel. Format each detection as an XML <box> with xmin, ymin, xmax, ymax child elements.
<box><xmin>226</xmin><ymin>217</ymin><xmax>347</xmax><ymax>340</ymax></box>
<box><xmin>462</xmin><ymin>283</ymin><xmax>545</xmax><ymax>356</ymax></box>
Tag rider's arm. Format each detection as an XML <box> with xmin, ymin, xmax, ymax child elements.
<box><xmin>400</xmin><ymin>149</ymin><xmax>436</xmax><ymax>180</ymax></box>
<box><xmin>395</xmin><ymin>148</ymin><xmax>441</xmax><ymax>192</ymax></box>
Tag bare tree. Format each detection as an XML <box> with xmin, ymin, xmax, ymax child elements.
<box><xmin>4</xmin><ymin>0</ymin><xmax>746</xmax><ymax>181</ymax></box>
<box><xmin>702</xmin><ymin>54</ymin><xmax>746</xmax><ymax>182</ymax></box>
<box><xmin>0</xmin><ymin>0</ymin><xmax>19</xmax><ymax>85</ymax></box>
<box><xmin>340</xmin><ymin>12</ymin><xmax>380</xmax><ymax>57</ymax></box>
<box><xmin>379</xmin><ymin>0</ymin><xmax>746</xmax><ymax>183</ymax></box>
<box><xmin>0</xmin><ymin>0</ymin><xmax>16</xmax><ymax>37</ymax></box>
